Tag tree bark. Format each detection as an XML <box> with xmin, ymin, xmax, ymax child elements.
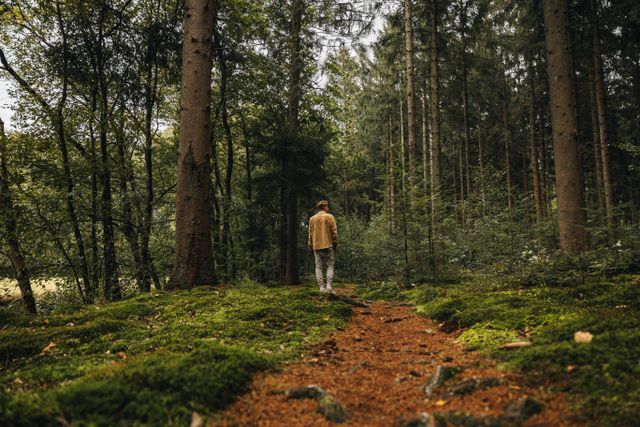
<box><xmin>528</xmin><ymin>60</ymin><xmax>543</xmax><ymax>233</ymax></box>
<box><xmin>168</xmin><ymin>0</ymin><xmax>217</xmax><ymax>289</ymax></box>
<box><xmin>590</xmin><ymin>0</ymin><xmax>614</xmax><ymax>228</ymax></box>
<box><xmin>284</xmin><ymin>0</ymin><xmax>304</xmax><ymax>285</ymax></box>
<box><xmin>543</xmin><ymin>0</ymin><xmax>589</xmax><ymax>252</ymax></box>
<box><xmin>403</xmin><ymin>0</ymin><xmax>417</xmax><ymax>197</ymax></box>
<box><xmin>141</xmin><ymin>45</ymin><xmax>160</xmax><ymax>291</ymax></box>
<box><xmin>0</xmin><ymin>118</ymin><xmax>37</xmax><ymax>314</ymax></box>
<box><xmin>460</xmin><ymin>0</ymin><xmax>471</xmax><ymax>206</ymax></box>
<box><xmin>213</xmin><ymin>13</ymin><xmax>235</xmax><ymax>281</ymax></box>
<box><xmin>421</xmin><ymin>86</ymin><xmax>430</xmax><ymax>214</ymax></box>
<box><xmin>429</xmin><ymin>0</ymin><xmax>441</xmax><ymax>236</ymax></box>
<box><xmin>588</xmin><ymin>65</ymin><xmax>606</xmax><ymax>218</ymax></box>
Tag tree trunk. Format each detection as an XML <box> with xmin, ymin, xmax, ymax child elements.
<box><xmin>168</xmin><ymin>0</ymin><xmax>217</xmax><ymax>289</ymax></box>
<box><xmin>141</xmin><ymin>52</ymin><xmax>159</xmax><ymax>291</ymax></box>
<box><xmin>284</xmin><ymin>0</ymin><xmax>304</xmax><ymax>285</ymax></box>
<box><xmin>588</xmin><ymin>66</ymin><xmax>606</xmax><ymax>218</ymax></box>
<box><xmin>543</xmin><ymin>0</ymin><xmax>589</xmax><ymax>252</ymax></box>
<box><xmin>0</xmin><ymin>118</ymin><xmax>36</xmax><ymax>314</ymax></box>
<box><xmin>399</xmin><ymin>96</ymin><xmax>410</xmax><ymax>283</ymax></box>
<box><xmin>114</xmin><ymin>111</ymin><xmax>145</xmax><ymax>291</ymax></box>
<box><xmin>388</xmin><ymin>120</ymin><xmax>396</xmax><ymax>233</ymax></box>
<box><xmin>403</xmin><ymin>0</ymin><xmax>417</xmax><ymax>197</ymax></box>
<box><xmin>421</xmin><ymin>86</ymin><xmax>430</xmax><ymax>214</ymax></box>
<box><xmin>590</xmin><ymin>0</ymin><xmax>614</xmax><ymax>228</ymax></box>
<box><xmin>95</xmin><ymin>11</ymin><xmax>122</xmax><ymax>300</ymax></box>
<box><xmin>539</xmin><ymin>103</ymin><xmax>550</xmax><ymax>218</ymax></box>
<box><xmin>460</xmin><ymin>0</ymin><xmax>471</xmax><ymax>207</ymax></box>
<box><xmin>503</xmin><ymin>105</ymin><xmax>513</xmax><ymax>214</ymax></box>
<box><xmin>529</xmin><ymin>61</ymin><xmax>543</xmax><ymax>234</ymax></box>
<box><xmin>429</xmin><ymin>0</ymin><xmax>441</xmax><ymax>236</ymax></box>
<box><xmin>478</xmin><ymin>123</ymin><xmax>485</xmax><ymax>210</ymax></box>
<box><xmin>213</xmin><ymin>14</ymin><xmax>235</xmax><ymax>281</ymax></box>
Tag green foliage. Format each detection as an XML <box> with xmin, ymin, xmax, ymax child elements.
<box><xmin>411</xmin><ymin>272</ymin><xmax>640</xmax><ymax>425</ymax></box>
<box><xmin>0</xmin><ymin>282</ymin><xmax>352</xmax><ymax>426</ymax></box>
<box><xmin>351</xmin><ymin>280</ymin><xmax>407</xmax><ymax>301</ymax></box>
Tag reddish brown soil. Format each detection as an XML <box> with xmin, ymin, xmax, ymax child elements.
<box><xmin>216</xmin><ymin>294</ymin><xmax>574</xmax><ymax>426</ymax></box>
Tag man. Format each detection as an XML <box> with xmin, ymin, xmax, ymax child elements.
<box><xmin>308</xmin><ymin>200</ymin><xmax>338</xmax><ymax>293</ymax></box>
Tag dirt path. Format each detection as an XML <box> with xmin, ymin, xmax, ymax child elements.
<box><xmin>217</xmin><ymin>295</ymin><xmax>572</xmax><ymax>426</ymax></box>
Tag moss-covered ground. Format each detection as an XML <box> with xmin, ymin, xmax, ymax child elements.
<box><xmin>386</xmin><ymin>272</ymin><xmax>640</xmax><ymax>426</ymax></box>
<box><xmin>0</xmin><ymin>282</ymin><xmax>352</xmax><ymax>426</ymax></box>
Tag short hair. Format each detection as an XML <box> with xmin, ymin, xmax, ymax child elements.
<box><xmin>316</xmin><ymin>200</ymin><xmax>329</xmax><ymax>209</ymax></box>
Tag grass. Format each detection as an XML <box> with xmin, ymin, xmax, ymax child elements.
<box><xmin>402</xmin><ymin>273</ymin><xmax>640</xmax><ymax>426</ymax></box>
<box><xmin>0</xmin><ymin>281</ymin><xmax>353</xmax><ymax>426</ymax></box>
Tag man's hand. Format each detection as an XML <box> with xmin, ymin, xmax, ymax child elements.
<box><xmin>333</xmin><ymin>243</ymin><xmax>338</xmax><ymax>253</ymax></box>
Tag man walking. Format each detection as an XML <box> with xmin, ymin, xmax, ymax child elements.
<box><xmin>308</xmin><ymin>200</ymin><xmax>338</xmax><ymax>293</ymax></box>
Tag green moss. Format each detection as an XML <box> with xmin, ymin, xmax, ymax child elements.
<box><xmin>352</xmin><ymin>281</ymin><xmax>407</xmax><ymax>300</ymax></box>
<box><xmin>457</xmin><ymin>323</ymin><xmax>520</xmax><ymax>350</ymax></box>
<box><xmin>412</xmin><ymin>274</ymin><xmax>640</xmax><ymax>425</ymax></box>
<box><xmin>0</xmin><ymin>282</ymin><xmax>352</xmax><ymax>426</ymax></box>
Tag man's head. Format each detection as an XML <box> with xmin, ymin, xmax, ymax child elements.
<box><xmin>316</xmin><ymin>200</ymin><xmax>329</xmax><ymax>212</ymax></box>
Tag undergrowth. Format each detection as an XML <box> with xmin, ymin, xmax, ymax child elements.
<box><xmin>0</xmin><ymin>282</ymin><xmax>352</xmax><ymax>426</ymax></box>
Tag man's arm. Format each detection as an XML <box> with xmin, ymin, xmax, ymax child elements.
<box><xmin>330</xmin><ymin>215</ymin><xmax>338</xmax><ymax>249</ymax></box>
<box><xmin>308</xmin><ymin>218</ymin><xmax>314</xmax><ymax>249</ymax></box>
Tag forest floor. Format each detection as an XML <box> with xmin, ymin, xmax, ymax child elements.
<box><xmin>217</xmin><ymin>288</ymin><xmax>572</xmax><ymax>426</ymax></box>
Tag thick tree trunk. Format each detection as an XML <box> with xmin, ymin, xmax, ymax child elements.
<box><xmin>284</xmin><ymin>0</ymin><xmax>304</xmax><ymax>285</ymax></box>
<box><xmin>543</xmin><ymin>0</ymin><xmax>589</xmax><ymax>252</ymax></box>
<box><xmin>0</xmin><ymin>118</ymin><xmax>36</xmax><ymax>314</ymax></box>
<box><xmin>403</xmin><ymin>0</ymin><xmax>417</xmax><ymax>196</ymax></box>
<box><xmin>590</xmin><ymin>0</ymin><xmax>614</xmax><ymax>228</ymax></box>
<box><xmin>168</xmin><ymin>0</ymin><xmax>217</xmax><ymax>289</ymax></box>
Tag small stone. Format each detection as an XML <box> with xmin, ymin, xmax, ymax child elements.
<box><xmin>448</xmin><ymin>377</ymin><xmax>501</xmax><ymax>396</ymax></box>
<box><xmin>286</xmin><ymin>385</ymin><xmax>326</xmax><ymax>399</ymax></box>
<box><xmin>317</xmin><ymin>393</ymin><xmax>348</xmax><ymax>423</ymax></box>
<box><xmin>574</xmin><ymin>331</ymin><xmax>593</xmax><ymax>344</ymax></box>
<box><xmin>423</xmin><ymin>365</ymin><xmax>465</xmax><ymax>396</ymax></box>
<box><xmin>503</xmin><ymin>396</ymin><xmax>545</xmax><ymax>422</ymax></box>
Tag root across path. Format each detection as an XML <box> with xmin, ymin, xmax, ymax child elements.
<box><xmin>218</xmin><ymin>291</ymin><xmax>572</xmax><ymax>426</ymax></box>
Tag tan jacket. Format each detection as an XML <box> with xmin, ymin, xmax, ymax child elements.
<box><xmin>308</xmin><ymin>210</ymin><xmax>337</xmax><ymax>250</ymax></box>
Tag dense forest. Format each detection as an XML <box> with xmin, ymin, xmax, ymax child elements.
<box><xmin>1</xmin><ymin>0</ymin><xmax>640</xmax><ymax>425</ymax></box>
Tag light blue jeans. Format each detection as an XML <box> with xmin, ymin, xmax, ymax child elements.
<box><xmin>314</xmin><ymin>247</ymin><xmax>335</xmax><ymax>291</ymax></box>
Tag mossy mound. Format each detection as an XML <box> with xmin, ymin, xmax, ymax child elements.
<box><xmin>411</xmin><ymin>274</ymin><xmax>640</xmax><ymax>425</ymax></box>
<box><xmin>0</xmin><ymin>283</ymin><xmax>352</xmax><ymax>426</ymax></box>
